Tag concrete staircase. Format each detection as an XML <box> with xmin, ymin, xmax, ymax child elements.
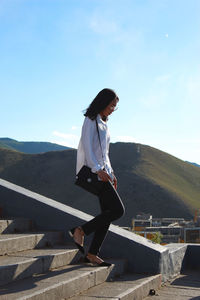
<box><xmin>0</xmin><ymin>217</ymin><xmax>162</xmax><ymax>299</ymax></box>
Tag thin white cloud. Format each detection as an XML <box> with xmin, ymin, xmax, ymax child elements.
<box><xmin>88</xmin><ymin>10</ymin><xmax>143</xmax><ymax>82</ymax></box>
<box><xmin>137</xmin><ymin>74</ymin><xmax>171</xmax><ymax>109</ymax></box>
<box><xmin>186</xmin><ymin>75</ymin><xmax>200</xmax><ymax>105</ymax></box>
<box><xmin>90</xmin><ymin>14</ymin><xmax>118</xmax><ymax>35</ymax></box>
<box><xmin>52</xmin><ymin>131</ymin><xmax>75</xmax><ymax>139</ymax></box>
<box><xmin>138</xmin><ymin>91</ymin><xmax>167</xmax><ymax>109</ymax></box>
<box><xmin>176</xmin><ymin>139</ymin><xmax>200</xmax><ymax>144</ymax></box>
<box><xmin>113</xmin><ymin>135</ymin><xmax>136</xmax><ymax>143</ymax></box>
<box><xmin>177</xmin><ymin>73</ymin><xmax>200</xmax><ymax>119</ymax></box>
<box><xmin>155</xmin><ymin>74</ymin><xmax>171</xmax><ymax>83</ymax></box>
<box><xmin>52</xmin><ymin>130</ymin><xmax>80</xmax><ymax>148</ymax></box>
<box><xmin>165</xmin><ymin>33</ymin><xmax>169</xmax><ymax>38</ymax></box>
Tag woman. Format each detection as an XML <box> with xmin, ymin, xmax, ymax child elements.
<box><xmin>70</xmin><ymin>88</ymin><xmax>125</xmax><ymax>266</ymax></box>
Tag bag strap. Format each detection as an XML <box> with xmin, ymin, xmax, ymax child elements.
<box><xmin>95</xmin><ymin>119</ymin><xmax>105</xmax><ymax>167</ymax></box>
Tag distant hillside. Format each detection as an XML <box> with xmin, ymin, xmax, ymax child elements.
<box><xmin>186</xmin><ymin>161</ymin><xmax>200</xmax><ymax>168</ymax></box>
<box><xmin>0</xmin><ymin>143</ymin><xmax>200</xmax><ymax>226</ymax></box>
<box><xmin>0</xmin><ymin>138</ymin><xmax>70</xmax><ymax>154</ymax></box>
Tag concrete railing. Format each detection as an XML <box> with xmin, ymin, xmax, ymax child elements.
<box><xmin>0</xmin><ymin>178</ymin><xmax>197</xmax><ymax>281</ymax></box>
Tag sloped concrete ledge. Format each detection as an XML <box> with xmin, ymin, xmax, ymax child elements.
<box><xmin>0</xmin><ymin>178</ymin><xmax>187</xmax><ymax>281</ymax></box>
<box><xmin>101</xmin><ymin>224</ymin><xmax>167</xmax><ymax>275</ymax></box>
<box><xmin>161</xmin><ymin>244</ymin><xmax>188</xmax><ymax>281</ymax></box>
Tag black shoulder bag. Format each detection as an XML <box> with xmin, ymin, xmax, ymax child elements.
<box><xmin>75</xmin><ymin>119</ymin><xmax>104</xmax><ymax>195</ymax></box>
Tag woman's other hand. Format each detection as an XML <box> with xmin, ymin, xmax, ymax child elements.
<box><xmin>97</xmin><ymin>170</ymin><xmax>112</xmax><ymax>182</ymax></box>
<box><xmin>113</xmin><ymin>174</ymin><xmax>117</xmax><ymax>190</ymax></box>
<box><xmin>97</xmin><ymin>170</ymin><xmax>117</xmax><ymax>190</ymax></box>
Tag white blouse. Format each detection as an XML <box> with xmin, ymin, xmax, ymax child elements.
<box><xmin>76</xmin><ymin>114</ymin><xmax>113</xmax><ymax>179</ymax></box>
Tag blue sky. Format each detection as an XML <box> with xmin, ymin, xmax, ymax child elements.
<box><xmin>1</xmin><ymin>0</ymin><xmax>200</xmax><ymax>164</ymax></box>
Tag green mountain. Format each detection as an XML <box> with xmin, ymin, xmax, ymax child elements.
<box><xmin>0</xmin><ymin>143</ymin><xmax>200</xmax><ymax>226</ymax></box>
<box><xmin>0</xmin><ymin>138</ymin><xmax>70</xmax><ymax>154</ymax></box>
<box><xmin>186</xmin><ymin>161</ymin><xmax>200</xmax><ymax>168</ymax></box>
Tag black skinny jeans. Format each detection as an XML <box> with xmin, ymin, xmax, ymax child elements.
<box><xmin>81</xmin><ymin>180</ymin><xmax>125</xmax><ymax>255</ymax></box>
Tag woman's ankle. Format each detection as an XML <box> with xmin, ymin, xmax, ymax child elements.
<box><xmin>87</xmin><ymin>253</ymin><xmax>103</xmax><ymax>262</ymax></box>
<box><xmin>86</xmin><ymin>252</ymin><xmax>102</xmax><ymax>260</ymax></box>
<box><xmin>75</xmin><ymin>226</ymin><xmax>85</xmax><ymax>236</ymax></box>
<box><xmin>87</xmin><ymin>253</ymin><xmax>96</xmax><ymax>258</ymax></box>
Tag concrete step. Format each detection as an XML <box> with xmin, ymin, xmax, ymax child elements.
<box><xmin>0</xmin><ymin>218</ymin><xmax>34</xmax><ymax>234</ymax></box>
<box><xmin>0</xmin><ymin>231</ymin><xmax>64</xmax><ymax>255</ymax></box>
<box><xmin>144</xmin><ymin>270</ymin><xmax>200</xmax><ymax>300</ymax></box>
<box><xmin>0</xmin><ymin>261</ymin><xmax>121</xmax><ymax>299</ymax></box>
<box><xmin>69</xmin><ymin>273</ymin><xmax>162</xmax><ymax>300</ymax></box>
<box><xmin>0</xmin><ymin>245</ymin><xmax>79</xmax><ymax>286</ymax></box>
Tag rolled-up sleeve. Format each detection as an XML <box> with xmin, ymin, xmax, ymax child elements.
<box><xmin>81</xmin><ymin>118</ymin><xmax>103</xmax><ymax>173</ymax></box>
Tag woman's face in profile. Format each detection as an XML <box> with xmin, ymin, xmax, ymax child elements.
<box><xmin>100</xmin><ymin>98</ymin><xmax>118</xmax><ymax>118</ymax></box>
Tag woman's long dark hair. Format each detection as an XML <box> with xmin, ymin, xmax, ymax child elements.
<box><xmin>84</xmin><ymin>88</ymin><xmax>118</xmax><ymax>120</ymax></box>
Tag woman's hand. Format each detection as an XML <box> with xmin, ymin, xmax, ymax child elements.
<box><xmin>97</xmin><ymin>170</ymin><xmax>112</xmax><ymax>182</ymax></box>
<box><xmin>113</xmin><ymin>174</ymin><xmax>117</xmax><ymax>190</ymax></box>
<box><xmin>97</xmin><ymin>170</ymin><xmax>117</xmax><ymax>190</ymax></box>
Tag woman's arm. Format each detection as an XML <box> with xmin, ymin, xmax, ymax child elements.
<box><xmin>81</xmin><ymin>117</ymin><xmax>103</xmax><ymax>173</ymax></box>
<box><xmin>112</xmin><ymin>172</ymin><xmax>117</xmax><ymax>190</ymax></box>
<box><xmin>81</xmin><ymin>117</ymin><xmax>112</xmax><ymax>182</ymax></box>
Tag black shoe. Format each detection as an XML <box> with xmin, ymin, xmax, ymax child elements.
<box><xmin>68</xmin><ymin>228</ymin><xmax>85</xmax><ymax>254</ymax></box>
<box><xmin>84</xmin><ymin>256</ymin><xmax>112</xmax><ymax>267</ymax></box>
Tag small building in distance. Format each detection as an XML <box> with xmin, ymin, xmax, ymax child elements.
<box><xmin>132</xmin><ymin>212</ymin><xmax>200</xmax><ymax>244</ymax></box>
